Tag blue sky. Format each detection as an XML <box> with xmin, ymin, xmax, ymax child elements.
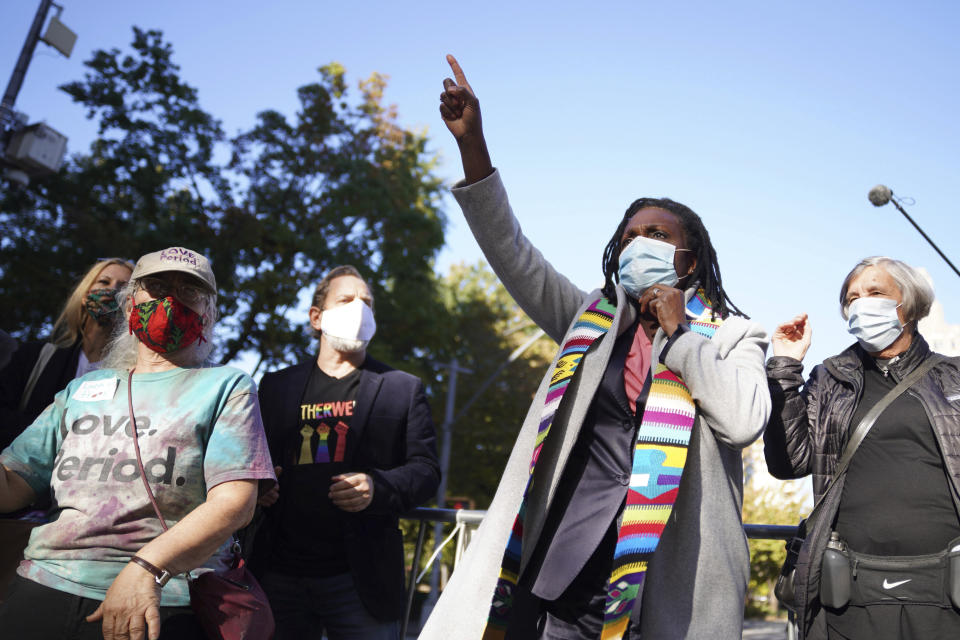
<box><xmin>3</xmin><ymin>0</ymin><xmax>959</xmax><ymax>371</ymax></box>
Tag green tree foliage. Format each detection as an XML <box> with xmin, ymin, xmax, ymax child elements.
<box><xmin>225</xmin><ymin>61</ymin><xmax>446</xmax><ymax>369</ymax></box>
<box><xmin>0</xmin><ymin>28</ymin><xmax>445</xmax><ymax>370</ymax></box>
<box><xmin>431</xmin><ymin>261</ymin><xmax>555</xmax><ymax>508</ymax></box>
<box><xmin>402</xmin><ymin>261</ymin><xmax>555</xmax><ymax>608</ymax></box>
<box><xmin>1</xmin><ymin>27</ymin><xmax>225</xmax><ymax>336</ymax></box>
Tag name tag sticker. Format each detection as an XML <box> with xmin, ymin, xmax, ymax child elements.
<box><xmin>72</xmin><ymin>378</ymin><xmax>119</xmax><ymax>402</ymax></box>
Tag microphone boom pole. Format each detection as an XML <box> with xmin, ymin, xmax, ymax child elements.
<box><xmin>869</xmin><ymin>185</ymin><xmax>960</xmax><ymax>280</ymax></box>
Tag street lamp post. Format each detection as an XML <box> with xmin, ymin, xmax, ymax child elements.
<box><xmin>423</xmin><ymin>356</ymin><xmax>472</xmax><ymax>625</ymax></box>
<box><xmin>2</xmin><ymin>1</ymin><xmax>76</xmax><ymax>185</ymax></box>
<box><xmin>1</xmin><ymin>0</ymin><xmax>55</xmax><ymax>134</ymax></box>
<box><xmin>418</xmin><ymin>328</ymin><xmax>547</xmax><ymax>629</ymax></box>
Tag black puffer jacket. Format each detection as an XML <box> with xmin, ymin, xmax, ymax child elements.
<box><xmin>765</xmin><ymin>334</ymin><xmax>960</xmax><ymax>500</ymax></box>
<box><xmin>764</xmin><ymin>334</ymin><xmax>960</xmax><ymax>638</ymax></box>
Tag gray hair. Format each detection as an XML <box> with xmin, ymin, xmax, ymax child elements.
<box><xmin>101</xmin><ymin>279</ymin><xmax>218</xmax><ymax>371</ymax></box>
<box><xmin>839</xmin><ymin>256</ymin><xmax>934</xmax><ymax>324</ymax></box>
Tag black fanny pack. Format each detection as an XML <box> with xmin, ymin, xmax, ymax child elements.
<box><xmin>820</xmin><ymin>534</ymin><xmax>960</xmax><ymax>609</ymax></box>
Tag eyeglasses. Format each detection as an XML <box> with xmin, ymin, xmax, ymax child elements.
<box><xmin>138</xmin><ymin>276</ymin><xmax>207</xmax><ymax>305</ymax></box>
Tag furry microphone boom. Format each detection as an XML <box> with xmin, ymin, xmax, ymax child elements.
<box><xmin>868</xmin><ymin>184</ymin><xmax>892</xmax><ymax>206</ymax></box>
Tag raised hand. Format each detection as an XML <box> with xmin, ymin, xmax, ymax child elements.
<box><xmin>440</xmin><ymin>54</ymin><xmax>492</xmax><ymax>184</ymax></box>
<box><xmin>440</xmin><ymin>54</ymin><xmax>481</xmax><ymax>141</ymax></box>
<box><xmin>771</xmin><ymin>313</ymin><xmax>812</xmax><ymax>361</ymax></box>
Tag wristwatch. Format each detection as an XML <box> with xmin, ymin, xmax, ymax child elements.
<box><xmin>130</xmin><ymin>555</ymin><xmax>173</xmax><ymax>587</ymax></box>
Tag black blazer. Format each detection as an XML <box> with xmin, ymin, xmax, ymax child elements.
<box><xmin>0</xmin><ymin>341</ymin><xmax>82</xmax><ymax>450</ymax></box>
<box><xmin>251</xmin><ymin>355</ymin><xmax>440</xmax><ymax>621</ymax></box>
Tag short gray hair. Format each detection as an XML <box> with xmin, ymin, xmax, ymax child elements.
<box><xmin>839</xmin><ymin>256</ymin><xmax>934</xmax><ymax>324</ymax></box>
<box><xmin>101</xmin><ymin>278</ymin><xmax>218</xmax><ymax>371</ymax></box>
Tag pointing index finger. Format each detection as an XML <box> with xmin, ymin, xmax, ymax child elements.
<box><xmin>446</xmin><ymin>54</ymin><xmax>472</xmax><ymax>92</ymax></box>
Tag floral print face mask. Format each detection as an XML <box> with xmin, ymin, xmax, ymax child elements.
<box><xmin>128</xmin><ymin>296</ymin><xmax>206</xmax><ymax>354</ymax></box>
<box><xmin>85</xmin><ymin>289</ymin><xmax>121</xmax><ymax>325</ymax></box>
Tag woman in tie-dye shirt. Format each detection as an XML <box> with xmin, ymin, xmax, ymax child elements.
<box><xmin>0</xmin><ymin>247</ymin><xmax>276</xmax><ymax>640</ymax></box>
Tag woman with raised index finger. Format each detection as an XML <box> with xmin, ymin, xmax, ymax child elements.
<box><xmin>421</xmin><ymin>55</ymin><xmax>771</xmax><ymax>640</ymax></box>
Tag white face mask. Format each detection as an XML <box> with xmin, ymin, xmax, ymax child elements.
<box><xmin>618</xmin><ymin>236</ymin><xmax>682</xmax><ymax>297</ymax></box>
<box><xmin>846</xmin><ymin>297</ymin><xmax>903</xmax><ymax>352</ymax></box>
<box><xmin>320</xmin><ymin>298</ymin><xmax>376</xmax><ymax>350</ymax></box>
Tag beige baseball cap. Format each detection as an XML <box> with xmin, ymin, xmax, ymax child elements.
<box><xmin>131</xmin><ymin>247</ymin><xmax>217</xmax><ymax>293</ymax></box>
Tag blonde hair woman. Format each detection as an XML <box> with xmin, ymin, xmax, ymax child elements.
<box><xmin>0</xmin><ymin>257</ymin><xmax>133</xmax><ymax>451</ymax></box>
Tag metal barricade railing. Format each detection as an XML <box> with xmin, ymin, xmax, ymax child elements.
<box><xmin>399</xmin><ymin>507</ymin><xmax>799</xmax><ymax>638</ymax></box>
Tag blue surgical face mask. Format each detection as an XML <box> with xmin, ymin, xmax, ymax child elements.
<box><xmin>618</xmin><ymin>236</ymin><xmax>687</xmax><ymax>297</ymax></box>
<box><xmin>846</xmin><ymin>297</ymin><xmax>904</xmax><ymax>352</ymax></box>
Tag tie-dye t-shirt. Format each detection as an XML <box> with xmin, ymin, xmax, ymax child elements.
<box><xmin>0</xmin><ymin>365</ymin><xmax>276</xmax><ymax>606</ymax></box>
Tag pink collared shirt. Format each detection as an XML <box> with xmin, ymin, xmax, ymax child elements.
<box><xmin>623</xmin><ymin>325</ymin><xmax>652</xmax><ymax>414</ymax></box>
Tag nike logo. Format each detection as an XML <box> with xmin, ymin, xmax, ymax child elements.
<box><xmin>882</xmin><ymin>578</ymin><xmax>911</xmax><ymax>589</ymax></box>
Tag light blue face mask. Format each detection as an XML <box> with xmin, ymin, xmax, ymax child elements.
<box><xmin>618</xmin><ymin>236</ymin><xmax>686</xmax><ymax>298</ymax></box>
<box><xmin>846</xmin><ymin>297</ymin><xmax>904</xmax><ymax>352</ymax></box>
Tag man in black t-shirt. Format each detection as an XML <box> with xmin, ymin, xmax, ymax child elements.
<box><xmin>251</xmin><ymin>266</ymin><xmax>440</xmax><ymax>640</ymax></box>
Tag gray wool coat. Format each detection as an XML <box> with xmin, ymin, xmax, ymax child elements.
<box><xmin>420</xmin><ymin>170</ymin><xmax>771</xmax><ymax>640</ymax></box>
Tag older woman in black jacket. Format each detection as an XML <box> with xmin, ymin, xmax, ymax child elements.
<box><xmin>765</xmin><ymin>256</ymin><xmax>960</xmax><ymax>640</ymax></box>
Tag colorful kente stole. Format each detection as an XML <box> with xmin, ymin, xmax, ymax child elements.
<box><xmin>600</xmin><ymin>290</ymin><xmax>723</xmax><ymax>639</ymax></box>
<box><xmin>483</xmin><ymin>297</ymin><xmax>617</xmax><ymax>640</ymax></box>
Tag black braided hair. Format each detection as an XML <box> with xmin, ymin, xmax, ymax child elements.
<box><xmin>600</xmin><ymin>197</ymin><xmax>747</xmax><ymax>319</ymax></box>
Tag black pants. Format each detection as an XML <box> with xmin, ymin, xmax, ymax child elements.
<box><xmin>0</xmin><ymin>576</ymin><xmax>205</xmax><ymax>640</ymax></box>
<box><xmin>537</xmin><ymin>522</ymin><xmax>642</xmax><ymax>640</ymax></box>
